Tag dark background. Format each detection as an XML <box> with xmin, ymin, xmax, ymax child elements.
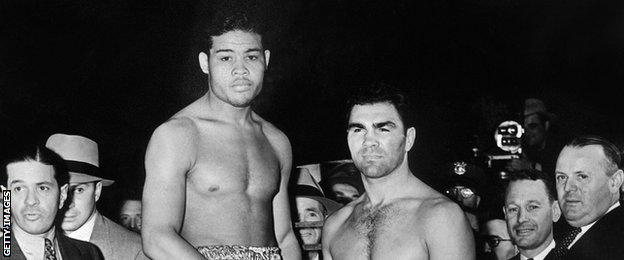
<box><xmin>2</xmin><ymin>0</ymin><xmax>624</xmax><ymax>217</ymax></box>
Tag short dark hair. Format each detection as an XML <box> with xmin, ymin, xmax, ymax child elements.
<box><xmin>566</xmin><ymin>135</ymin><xmax>621</xmax><ymax>175</ymax></box>
<box><xmin>346</xmin><ymin>82</ymin><xmax>413</xmax><ymax>131</ymax></box>
<box><xmin>1</xmin><ymin>145</ymin><xmax>69</xmax><ymax>188</ymax></box>
<box><xmin>198</xmin><ymin>6</ymin><xmax>268</xmax><ymax>53</ymax></box>
<box><xmin>505</xmin><ymin>169</ymin><xmax>557</xmax><ymax>202</ymax></box>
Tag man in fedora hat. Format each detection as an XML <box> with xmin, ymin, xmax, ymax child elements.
<box><xmin>294</xmin><ymin>168</ymin><xmax>341</xmax><ymax>260</ymax></box>
<box><xmin>507</xmin><ymin>98</ymin><xmax>567</xmax><ymax>179</ymax></box>
<box><xmin>46</xmin><ymin>133</ymin><xmax>143</xmax><ymax>260</ymax></box>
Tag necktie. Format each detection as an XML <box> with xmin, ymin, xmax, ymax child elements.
<box><xmin>552</xmin><ymin>226</ymin><xmax>581</xmax><ymax>258</ymax></box>
<box><xmin>44</xmin><ymin>238</ymin><xmax>57</xmax><ymax>260</ymax></box>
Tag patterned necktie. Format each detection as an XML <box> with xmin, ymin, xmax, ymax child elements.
<box><xmin>552</xmin><ymin>226</ymin><xmax>582</xmax><ymax>258</ymax></box>
<box><xmin>44</xmin><ymin>238</ymin><xmax>57</xmax><ymax>260</ymax></box>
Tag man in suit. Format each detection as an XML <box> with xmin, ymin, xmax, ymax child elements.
<box><xmin>503</xmin><ymin>169</ymin><xmax>560</xmax><ymax>260</ymax></box>
<box><xmin>554</xmin><ymin>135</ymin><xmax>624</xmax><ymax>259</ymax></box>
<box><xmin>46</xmin><ymin>134</ymin><xmax>143</xmax><ymax>259</ymax></box>
<box><xmin>1</xmin><ymin>144</ymin><xmax>103</xmax><ymax>259</ymax></box>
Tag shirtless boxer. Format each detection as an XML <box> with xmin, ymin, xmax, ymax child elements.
<box><xmin>322</xmin><ymin>84</ymin><xmax>475</xmax><ymax>259</ymax></box>
<box><xmin>142</xmin><ymin>10</ymin><xmax>301</xmax><ymax>260</ymax></box>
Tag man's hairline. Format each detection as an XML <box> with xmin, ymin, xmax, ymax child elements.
<box><xmin>504</xmin><ymin>178</ymin><xmax>555</xmax><ymax>204</ymax></box>
<box><xmin>562</xmin><ymin>144</ymin><xmax>619</xmax><ymax>177</ymax></box>
<box><xmin>5</xmin><ymin>161</ymin><xmax>65</xmax><ymax>190</ymax></box>
<box><xmin>347</xmin><ymin>101</ymin><xmax>411</xmax><ymax>132</ymax></box>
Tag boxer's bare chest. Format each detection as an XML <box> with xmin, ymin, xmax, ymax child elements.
<box><xmin>187</xmin><ymin>121</ymin><xmax>281</xmax><ymax>198</ymax></box>
<box><xmin>331</xmin><ymin>201</ymin><xmax>428</xmax><ymax>259</ymax></box>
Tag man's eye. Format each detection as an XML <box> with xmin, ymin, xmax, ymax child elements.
<box><xmin>220</xmin><ymin>57</ymin><xmax>232</xmax><ymax>61</ymax></box>
<box><xmin>528</xmin><ymin>205</ymin><xmax>539</xmax><ymax>210</ymax></box>
<box><xmin>14</xmin><ymin>186</ymin><xmax>23</xmax><ymax>192</ymax></box>
<box><xmin>74</xmin><ymin>188</ymin><xmax>84</xmax><ymax>194</ymax></box>
<box><xmin>555</xmin><ymin>175</ymin><xmax>566</xmax><ymax>181</ymax></box>
<box><xmin>39</xmin><ymin>186</ymin><xmax>50</xmax><ymax>191</ymax></box>
<box><xmin>246</xmin><ymin>55</ymin><xmax>258</xmax><ymax>60</ymax></box>
<box><xmin>351</xmin><ymin>128</ymin><xmax>363</xmax><ymax>133</ymax></box>
<box><xmin>578</xmin><ymin>174</ymin><xmax>588</xmax><ymax>180</ymax></box>
<box><xmin>506</xmin><ymin>207</ymin><xmax>518</xmax><ymax>213</ymax></box>
<box><xmin>379</xmin><ymin>128</ymin><xmax>390</xmax><ymax>132</ymax></box>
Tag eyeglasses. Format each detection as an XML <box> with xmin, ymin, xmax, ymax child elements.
<box><xmin>482</xmin><ymin>235</ymin><xmax>513</xmax><ymax>248</ymax></box>
<box><xmin>444</xmin><ymin>187</ymin><xmax>475</xmax><ymax>199</ymax></box>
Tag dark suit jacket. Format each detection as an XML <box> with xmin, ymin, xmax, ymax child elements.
<box><xmin>89</xmin><ymin>212</ymin><xmax>145</xmax><ymax>260</ymax></box>
<box><xmin>565</xmin><ymin>205</ymin><xmax>624</xmax><ymax>260</ymax></box>
<box><xmin>3</xmin><ymin>228</ymin><xmax>103</xmax><ymax>260</ymax></box>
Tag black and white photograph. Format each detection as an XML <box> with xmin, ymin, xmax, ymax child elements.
<box><xmin>2</xmin><ymin>0</ymin><xmax>624</xmax><ymax>259</ymax></box>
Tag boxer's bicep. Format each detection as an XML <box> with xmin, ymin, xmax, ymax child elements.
<box><xmin>142</xmin><ymin>119</ymin><xmax>202</xmax><ymax>259</ymax></box>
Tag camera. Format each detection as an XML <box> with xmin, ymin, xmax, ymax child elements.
<box><xmin>486</xmin><ymin>121</ymin><xmax>524</xmax><ymax>179</ymax></box>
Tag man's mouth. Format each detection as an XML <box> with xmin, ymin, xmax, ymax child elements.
<box><xmin>515</xmin><ymin>227</ymin><xmax>535</xmax><ymax>236</ymax></box>
<box><xmin>24</xmin><ymin>213</ymin><xmax>41</xmax><ymax>221</ymax></box>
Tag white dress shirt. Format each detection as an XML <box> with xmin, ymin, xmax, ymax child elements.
<box><xmin>13</xmin><ymin>224</ymin><xmax>62</xmax><ymax>260</ymax></box>
<box><xmin>520</xmin><ymin>239</ymin><xmax>555</xmax><ymax>260</ymax></box>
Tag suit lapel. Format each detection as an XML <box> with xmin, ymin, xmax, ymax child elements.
<box><xmin>57</xmin><ymin>231</ymin><xmax>83</xmax><ymax>259</ymax></box>
<box><xmin>567</xmin><ymin>205</ymin><xmax>624</xmax><ymax>257</ymax></box>
<box><xmin>8</xmin><ymin>234</ymin><xmax>26</xmax><ymax>260</ymax></box>
<box><xmin>89</xmin><ymin>212</ymin><xmax>112</xmax><ymax>258</ymax></box>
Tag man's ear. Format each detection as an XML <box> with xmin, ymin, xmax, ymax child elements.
<box><xmin>552</xmin><ymin>200</ymin><xmax>561</xmax><ymax>222</ymax></box>
<box><xmin>198</xmin><ymin>52</ymin><xmax>210</xmax><ymax>75</ymax></box>
<box><xmin>476</xmin><ymin>195</ymin><xmax>481</xmax><ymax>208</ymax></box>
<box><xmin>94</xmin><ymin>181</ymin><xmax>103</xmax><ymax>202</ymax></box>
<box><xmin>59</xmin><ymin>184</ymin><xmax>68</xmax><ymax>209</ymax></box>
<box><xmin>0</xmin><ymin>185</ymin><xmax>6</xmax><ymax>191</ymax></box>
<box><xmin>405</xmin><ymin>127</ymin><xmax>416</xmax><ymax>152</ymax></box>
<box><xmin>264</xmin><ymin>49</ymin><xmax>271</xmax><ymax>67</ymax></box>
<box><xmin>608</xmin><ymin>169</ymin><xmax>623</xmax><ymax>193</ymax></box>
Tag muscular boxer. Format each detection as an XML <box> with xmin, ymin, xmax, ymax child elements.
<box><xmin>322</xmin><ymin>84</ymin><xmax>475</xmax><ymax>259</ymax></box>
<box><xmin>142</xmin><ymin>10</ymin><xmax>300</xmax><ymax>260</ymax></box>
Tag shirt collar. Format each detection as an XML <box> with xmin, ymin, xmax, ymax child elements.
<box><xmin>520</xmin><ymin>239</ymin><xmax>555</xmax><ymax>260</ymax></box>
<box><xmin>13</xmin><ymin>223</ymin><xmax>56</xmax><ymax>260</ymax></box>
<box><xmin>64</xmin><ymin>211</ymin><xmax>98</xmax><ymax>241</ymax></box>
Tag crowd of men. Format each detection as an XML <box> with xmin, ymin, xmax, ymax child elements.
<box><xmin>2</xmin><ymin>6</ymin><xmax>623</xmax><ymax>260</ymax></box>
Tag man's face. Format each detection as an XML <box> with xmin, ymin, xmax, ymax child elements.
<box><xmin>6</xmin><ymin>161</ymin><xmax>67</xmax><ymax>235</ymax></box>
<box><xmin>555</xmin><ymin>145</ymin><xmax>620</xmax><ymax>227</ymax></box>
<box><xmin>119</xmin><ymin>200</ymin><xmax>142</xmax><ymax>233</ymax></box>
<box><xmin>199</xmin><ymin>30</ymin><xmax>270</xmax><ymax>108</ymax></box>
<box><xmin>61</xmin><ymin>181</ymin><xmax>101</xmax><ymax>231</ymax></box>
<box><xmin>483</xmin><ymin>219</ymin><xmax>516</xmax><ymax>260</ymax></box>
<box><xmin>331</xmin><ymin>183</ymin><xmax>360</xmax><ymax>204</ymax></box>
<box><xmin>295</xmin><ymin>197</ymin><xmax>324</xmax><ymax>245</ymax></box>
<box><xmin>347</xmin><ymin>102</ymin><xmax>414</xmax><ymax>179</ymax></box>
<box><xmin>504</xmin><ymin>180</ymin><xmax>560</xmax><ymax>251</ymax></box>
<box><xmin>523</xmin><ymin>114</ymin><xmax>547</xmax><ymax>147</ymax></box>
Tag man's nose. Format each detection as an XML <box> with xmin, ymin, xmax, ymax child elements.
<box><xmin>563</xmin><ymin>177</ymin><xmax>577</xmax><ymax>192</ymax></box>
<box><xmin>362</xmin><ymin>131</ymin><xmax>379</xmax><ymax>147</ymax></box>
<box><xmin>232</xmin><ymin>59</ymin><xmax>249</xmax><ymax>76</ymax></box>
<box><xmin>25</xmin><ymin>189</ymin><xmax>39</xmax><ymax>206</ymax></box>
<box><xmin>518</xmin><ymin>208</ymin><xmax>529</xmax><ymax>222</ymax></box>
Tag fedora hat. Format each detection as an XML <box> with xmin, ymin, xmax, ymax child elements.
<box><xmin>45</xmin><ymin>133</ymin><xmax>114</xmax><ymax>186</ymax></box>
<box><xmin>523</xmin><ymin>98</ymin><xmax>555</xmax><ymax>120</ymax></box>
<box><xmin>295</xmin><ymin>168</ymin><xmax>342</xmax><ymax>215</ymax></box>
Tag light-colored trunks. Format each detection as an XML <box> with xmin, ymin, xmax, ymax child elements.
<box><xmin>196</xmin><ymin>245</ymin><xmax>282</xmax><ymax>260</ymax></box>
